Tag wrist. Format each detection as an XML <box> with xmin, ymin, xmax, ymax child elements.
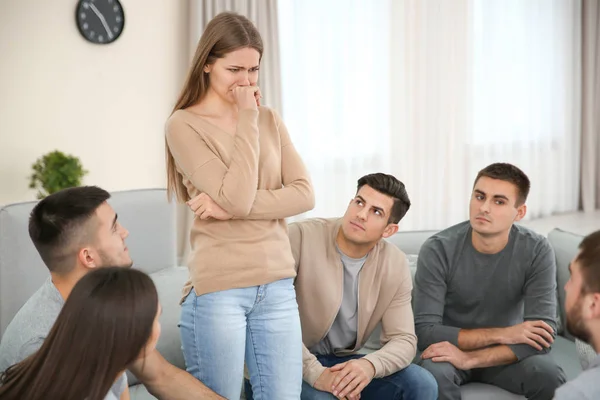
<box><xmin>359</xmin><ymin>358</ymin><xmax>376</xmax><ymax>378</ymax></box>
<box><xmin>465</xmin><ymin>351</ymin><xmax>480</xmax><ymax>369</ymax></box>
<box><xmin>489</xmin><ymin>327</ymin><xmax>506</xmax><ymax>345</ymax></box>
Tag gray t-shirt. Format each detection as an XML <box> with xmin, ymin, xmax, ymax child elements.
<box><xmin>554</xmin><ymin>353</ymin><xmax>600</xmax><ymax>399</ymax></box>
<box><xmin>311</xmin><ymin>248</ymin><xmax>367</xmax><ymax>355</ymax></box>
<box><xmin>413</xmin><ymin>221</ymin><xmax>557</xmax><ymax>361</ymax></box>
<box><xmin>0</xmin><ymin>278</ymin><xmax>127</xmax><ymax>399</ymax></box>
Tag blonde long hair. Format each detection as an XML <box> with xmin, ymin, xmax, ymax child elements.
<box><xmin>166</xmin><ymin>12</ymin><xmax>263</xmax><ymax>202</ymax></box>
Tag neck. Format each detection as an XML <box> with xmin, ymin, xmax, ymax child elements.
<box><xmin>589</xmin><ymin>321</ymin><xmax>600</xmax><ymax>354</ymax></box>
<box><xmin>335</xmin><ymin>228</ymin><xmax>375</xmax><ymax>259</ymax></box>
<box><xmin>471</xmin><ymin>228</ymin><xmax>511</xmax><ymax>254</ymax></box>
<box><xmin>51</xmin><ymin>268</ymin><xmax>86</xmax><ymax>301</ymax></box>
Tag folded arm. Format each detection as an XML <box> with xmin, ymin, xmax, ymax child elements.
<box><xmin>165</xmin><ymin>110</ymin><xmax>260</xmax><ymax>216</ymax></box>
<box><xmin>236</xmin><ymin>110</ymin><xmax>315</xmax><ymax>220</ymax></box>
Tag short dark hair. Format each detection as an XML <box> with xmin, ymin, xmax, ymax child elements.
<box><xmin>357</xmin><ymin>173</ymin><xmax>411</xmax><ymax>224</ymax></box>
<box><xmin>0</xmin><ymin>267</ymin><xmax>158</xmax><ymax>400</ymax></box>
<box><xmin>474</xmin><ymin>163</ymin><xmax>531</xmax><ymax>206</ymax></box>
<box><xmin>28</xmin><ymin>186</ymin><xmax>110</xmax><ymax>274</ymax></box>
<box><xmin>577</xmin><ymin>230</ymin><xmax>600</xmax><ymax>294</ymax></box>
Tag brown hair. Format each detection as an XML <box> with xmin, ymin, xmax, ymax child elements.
<box><xmin>357</xmin><ymin>173</ymin><xmax>411</xmax><ymax>224</ymax></box>
<box><xmin>166</xmin><ymin>12</ymin><xmax>264</xmax><ymax>202</ymax></box>
<box><xmin>473</xmin><ymin>163</ymin><xmax>531</xmax><ymax>206</ymax></box>
<box><xmin>0</xmin><ymin>268</ymin><xmax>159</xmax><ymax>400</ymax></box>
<box><xmin>577</xmin><ymin>230</ymin><xmax>600</xmax><ymax>294</ymax></box>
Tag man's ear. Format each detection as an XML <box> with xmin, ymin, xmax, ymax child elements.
<box><xmin>78</xmin><ymin>247</ymin><xmax>98</xmax><ymax>270</ymax></box>
<box><xmin>382</xmin><ymin>223</ymin><xmax>399</xmax><ymax>239</ymax></box>
<box><xmin>589</xmin><ymin>292</ymin><xmax>600</xmax><ymax>319</ymax></box>
<box><xmin>514</xmin><ymin>204</ymin><xmax>527</xmax><ymax>222</ymax></box>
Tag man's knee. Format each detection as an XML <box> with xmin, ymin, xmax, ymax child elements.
<box><xmin>419</xmin><ymin>358</ymin><xmax>459</xmax><ymax>385</ymax></box>
<box><xmin>520</xmin><ymin>355</ymin><xmax>567</xmax><ymax>396</ymax></box>
<box><xmin>391</xmin><ymin>364</ymin><xmax>438</xmax><ymax>400</ymax></box>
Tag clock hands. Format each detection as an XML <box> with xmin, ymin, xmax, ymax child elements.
<box><xmin>87</xmin><ymin>2</ymin><xmax>114</xmax><ymax>40</ymax></box>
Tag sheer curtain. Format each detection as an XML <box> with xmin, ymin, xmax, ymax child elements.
<box><xmin>279</xmin><ymin>0</ymin><xmax>582</xmax><ymax>230</ymax></box>
<box><xmin>277</xmin><ymin>0</ymin><xmax>392</xmax><ymax>220</ymax></box>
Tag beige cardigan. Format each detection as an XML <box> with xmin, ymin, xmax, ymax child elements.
<box><xmin>289</xmin><ymin>218</ymin><xmax>417</xmax><ymax>386</ymax></box>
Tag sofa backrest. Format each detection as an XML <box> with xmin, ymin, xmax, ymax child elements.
<box><xmin>0</xmin><ymin>188</ymin><xmax>177</xmax><ymax>338</ymax></box>
<box><xmin>547</xmin><ymin>228</ymin><xmax>584</xmax><ymax>341</ymax></box>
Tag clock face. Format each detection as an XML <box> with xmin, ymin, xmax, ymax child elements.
<box><xmin>76</xmin><ymin>0</ymin><xmax>125</xmax><ymax>44</ymax></box>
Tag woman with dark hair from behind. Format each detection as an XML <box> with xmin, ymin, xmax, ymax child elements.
<box><xmin>0</xmin><ymin>267</ymin><xmax>161</xmax><ymax>400</ymax></box>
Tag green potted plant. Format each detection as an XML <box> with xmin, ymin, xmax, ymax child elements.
<box><xmin>29</xmin><ymin>150</ymin><xmax>88</xmax><ymax>199</ymax></box>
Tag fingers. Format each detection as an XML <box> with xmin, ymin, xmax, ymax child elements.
<box><xmin>532</xmin><ymin>327</ymin><xmax>554</xmax><ymax>345</ymax></box>
<box><xmin>528</xmin><ymin>332</ymin><xmax>551</xmax><ymax>348</ymax></box>
<box><xmin>533</xmin><ymin>320</ymin><xmax>555</xmax><ymax>334</ymax></box>
<box><xmin>337</xmin><ymin>375</ymin><xmax>362</xmax><ymax>398</ymax></box>
<box><xmin>432</xmin><ymin>356</ymin><xmax>450</xmax><ymax>363</ymax></box>
<box><xmin>525</xmin><ymin>337</ymin><xmax>543</xmax><ymax>351</ymax></box>
<box><xmin>333</xmin><ymin>371</ymin><xmax>357</xmax><ymax>397</ymax></box>
<box><xmin>254</xmin><ymin>88</ymin><xmax>262</xmax><ymax>107</ymax></box>
<box><xmin>346</xmin><ymin>379</ymin><xmax>367</xmax><ymax>399</ymax></box>
<box><xmin>331</xmin><ymin>365</ymin><xmax>351</xmax><ymax>387</ymax></box>
<box><xmin>330</xmin><ymin>362</ymin><xmax>347</xmax><ymax>372</ymax></box>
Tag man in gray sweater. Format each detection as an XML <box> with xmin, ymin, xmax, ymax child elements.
<box><xmin>554</xmin><ymin>229</ymin><xmax>600</xmax><ymax>400</ymax></box>
<box><xmin>413</xmin><ymin>163</ymin><xmax>566</xmax><ymax>400</ymax></box>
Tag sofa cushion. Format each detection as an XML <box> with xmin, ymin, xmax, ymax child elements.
<box><xmin>127</xmin><ymin>266</ymin><xmax>189</xmax><ymax>386</ymax></box>
<box><xmin>547</xmin><ymin>228</ymin><xmax>584</xmax><ymax>341</ymax></box>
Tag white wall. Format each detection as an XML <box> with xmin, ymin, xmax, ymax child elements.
<box><xmin>0</xmin><ymin>0</ymin><xmax>189</xmax><ymax>205</ymax></box>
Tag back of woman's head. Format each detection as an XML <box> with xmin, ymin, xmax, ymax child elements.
<box><xmin>0</xmin><ymin>267</ymin><xmax>159</xmax><ymax>400</ymax></box>
<box><xmin>167</xmin><ymin>12</ymin><xmax>263</xmax><ymax>202</ymax></box>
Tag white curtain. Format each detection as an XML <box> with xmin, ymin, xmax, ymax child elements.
<box><xmin>177</xmin><ymin>0</ymin><xmax>282</xmax><ymax>263</ymax></box>
<box><xmin>278</xmin><ymin>0</ymin><xmax>392</xmax><ymax>220</ymax></box>
<box><xmin>279</xmin><ymin>0</ymin><xmax>582</xmax><ymax>231</ymax></box>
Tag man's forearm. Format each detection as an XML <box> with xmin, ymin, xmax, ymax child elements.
<box><xmin>466</xmin><ymin>345</ymin><xmax>517</xmax><ymax>369</ymax></box>
<box><xmin>457</xmin><ymin>327</ymin><xmax>505</xmax><ymax>350</ymax></box>
<box><xmin>130</xmin><ymin>351</ymin><xmax>224</xmax><ymax>400</ymax></box>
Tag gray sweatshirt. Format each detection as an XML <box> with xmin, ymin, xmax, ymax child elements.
<box><xmin>413</xmin><ymin>221</ymin><xmax>557</xmax><ymax>361</ymax></box>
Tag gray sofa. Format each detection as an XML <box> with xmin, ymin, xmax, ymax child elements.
<box><xmin>0</xmin><ymin>189</ymin><xmax>586</xmax><ymax>400</ymax></box>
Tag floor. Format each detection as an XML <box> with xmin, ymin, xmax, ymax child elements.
<box><xmin>519</xmin><ymin>210</ymin><xmax>600</xmax><ymax>237</ymax></box>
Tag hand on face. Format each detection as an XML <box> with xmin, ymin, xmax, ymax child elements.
<box><xmin>232</xmin><ymin>85</ymin><xmax>262</xmax><ymax>110</ymax></box>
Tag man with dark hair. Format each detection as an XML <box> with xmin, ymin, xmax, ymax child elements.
<box><xmin>414</xmin><ymin>162</ymin><xmax>566</xmax><ymax>399</ymax></box>
<box><xmin>555</xmin><ymin>230</ymin><xmax>600</xmax><ymax>399</ymax></box>
<box><xmin>0</xmin><ymin>186</ymin><xmax>223</xmax><ymax>399</ymax></box>
<box><xmin>245</xmin><ymin>173</ymin><xmax>438</xmax><ymax>400</ymax></box>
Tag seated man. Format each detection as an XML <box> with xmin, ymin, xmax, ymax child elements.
<box><xmin>0</xmin><ymin>186</ymin><xmax>223</xmax><ymax>400</ymax></box>
<box><xmin>245</xmin><ymin>173</ymin><xmax>438</xmax><ymax>400</ymax></box>
<box><xmin>554</xmin><ymin>229</ymin><xmax>600</xmax><ymax>399</ymax></box>
<box><xmin>413</xmin><ymin>162</ymin><xmax>566</xmax><ymax>400</ymax></box>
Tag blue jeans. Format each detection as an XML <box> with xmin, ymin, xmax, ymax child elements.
<box><xmin>244</xmin><ymin>353</ymin><xmax>438</xmax><ymax>400</ymax></box>
<box><xmin>179</xmin><ymin>278</ymin><xmax>302</xmax><ymax>400</ymax></box>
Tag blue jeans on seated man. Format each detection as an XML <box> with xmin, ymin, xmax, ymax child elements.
<box><xmin>179</xmin><ymin>278</ymin><xmax>302</xmax><ymax>400</ymax></box>
<box><xmin>244</xmin><ymin>353</ymin><xmax>438</xmax><ymax>400</ymax></box>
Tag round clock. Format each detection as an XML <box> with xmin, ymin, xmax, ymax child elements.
<box><xmin>75</xmin><ymin>0</ymin><xmax>125</xmax><ymax>44</ymax></box>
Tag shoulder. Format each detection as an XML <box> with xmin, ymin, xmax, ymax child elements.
<box><xmin>554</xmin><ymin>370</ymin><xmax>600</xmax><ymax>400</ymax></box>
<box><xmin>421</xmin><ymin>221</ymin><xmax>471</xmax><ymax>254</ymax></box>
<box><xmin>512</xmin><ymin>224</ymin><xmax>552</xmax><ymax>252</ymax></box>
<box><xmin>289</xmin><ymin>218</ymin><xmax>337</xmax><ymax>236</ymax></box>
<box><xmin>0</xmin><ymin>281</ymin><xmax>62</xmax><ymax>367</ymax></box>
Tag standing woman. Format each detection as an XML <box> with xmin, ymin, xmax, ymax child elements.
<box><xmin>165</xmin><ymin>12</ymin><xmax>314</xmax><ymax>400</ymax></box>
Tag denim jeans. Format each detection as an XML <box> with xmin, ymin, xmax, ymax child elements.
<box><xmin>244</xmin><ymin>353</ymin><xmax>438</xmax><ymax>400</ymax></box>
<box><xmin>179</xmin><ymin>278</ymin><xmax>302</xmax><ymax>400</ymax></box>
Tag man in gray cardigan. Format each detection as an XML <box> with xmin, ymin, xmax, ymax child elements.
<box><xmin>413</xmin><ymin>163</ymin><xmax>566</xmax><ymax>400</ymax></box>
